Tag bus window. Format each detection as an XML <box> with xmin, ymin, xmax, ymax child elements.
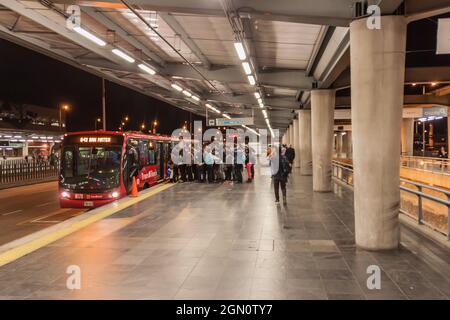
<box><xmin>138</xmin><ymin>139</ymin><xmax>149</xmax><ymax>167</ymax></box>
<box><xmin>155</xmin><ymin>143</ymin><xmax>161</xmax><ymax>176</ymax></box>
<box><xmin>148</xmin><ymin>141</ymin><xmax>156</xmax><ymax>165</ymax></box>
<box><xmin>62</xmin><ymin>148</ymin><xmax>74</xmax><ymax>178</ymax></box>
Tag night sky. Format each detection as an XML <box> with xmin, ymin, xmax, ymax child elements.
<box><xmin>0</xmin><ymin>38</ymin><xmax>204</xmax><ymax>134</ymax></box>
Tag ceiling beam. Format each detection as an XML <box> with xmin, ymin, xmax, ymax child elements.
<box><xmin>82</xmin><ymin>6</ymin><xmax>166</xmax><ymax>67</ymax></box>
<box><xmin>166</xmin><ymin>63</ymin><xmax>314</xmax><ymax>90</ymax></box>
<box><xmin>158</xmin><ymin>12</ymin><xmax>211</xmax><ymax>69</ymax></box>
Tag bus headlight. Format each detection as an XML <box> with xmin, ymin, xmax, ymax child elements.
<box><xmin>111</xmin><ymin>191</ymin><xmax>119</xmax><ymax>198</ymax></box>
<box><xmin>61</xmin><ymin>191</ymin><xmax>70</xmax><ymax>198</ymax></box>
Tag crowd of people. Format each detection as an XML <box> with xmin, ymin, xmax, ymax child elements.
<box><xmin>167</xmin><ymin>141</ymin><xmax>296</xmax><ymax>206</ymax></box>
<box><xmin>167</xmin><ymin>144</ymin><xmax>256</xmax><ymax>184</ymax></box>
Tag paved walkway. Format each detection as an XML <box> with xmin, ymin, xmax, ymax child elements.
<box><xmin>0</xmin><ymin>166</ymin><xmax>449</xmax><ymax>300</ymax></box>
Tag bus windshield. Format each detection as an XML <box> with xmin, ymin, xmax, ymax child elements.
<box><xmin>60</xmin><ymin>145</ymin><xmax>122</xmax><ymax>191</ymax></box>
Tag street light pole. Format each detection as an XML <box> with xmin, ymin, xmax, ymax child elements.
<box><xmin>102</xmin><ymin>78</ymin><xmax>106</xmax><ymax>130</ymax></box>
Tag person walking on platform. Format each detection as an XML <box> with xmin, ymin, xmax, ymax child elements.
<box><xmin>286</xmin><ymin>144</ymin><xmax>295</xmax><ymax>167</ymax></box>
<box><xmin>271</xmin><ymin>146</ymin><xmax>290</xmax><ymax>205</ymax></box>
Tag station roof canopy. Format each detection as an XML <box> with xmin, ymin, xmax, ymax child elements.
<box><xmin>0</xmin><ymin>0</ymin><xmax>449</xmax><ymax>133</ymax></box>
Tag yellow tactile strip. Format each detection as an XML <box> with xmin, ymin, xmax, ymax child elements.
<box><xmin>0</xmin><ymin>183</ymin><xmax>175</xmax><ymax>267</ymax></box>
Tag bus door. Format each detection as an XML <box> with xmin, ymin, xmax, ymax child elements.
<box><xmin>156</xmin><ymin>142</ymin><xmax>164</xmax><ymax>179</ymax></box>
<box><xmin>123</xmin><ymin>138</ymin><xmax>139</xmax><ymax>194</ymax></box>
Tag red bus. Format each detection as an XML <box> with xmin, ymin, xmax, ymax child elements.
<box><xmin>59</xmin><ymin>131</ymin><xmax>174</xmax><ymax>208</ymax></box>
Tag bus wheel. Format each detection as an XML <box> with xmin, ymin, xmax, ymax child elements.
<box><xmin>143</xmin><ymin>183</ymin><xmax>150</xmax><ymax>189</ymax></box>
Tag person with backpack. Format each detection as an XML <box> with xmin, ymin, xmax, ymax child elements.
<box><xmin>271</xmin><ymin>146</ymin><xmax>291</xmax><ymax>205</ymax></box>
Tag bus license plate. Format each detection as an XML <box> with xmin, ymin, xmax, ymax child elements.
<box><xmin>75</xmin><ymin>194</ymin><xmax>83</xmax><ymax>199</ymax></box>
<box><xmin>84</xmin><ymin>201</ymin><xmax>94</xmax><ymax>207</ymax></box>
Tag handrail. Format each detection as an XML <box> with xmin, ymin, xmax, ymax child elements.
<box><xmin>332</xmin><ymin>160</ymin><xmax>450</xmax><ymax>240</ymax></box>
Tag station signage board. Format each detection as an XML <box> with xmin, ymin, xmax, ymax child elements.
<box><xmin>423</xmin><ymin>106</ymin><xmax>448</xmax><ymax>117</ymax></box>
<box><xmin>216</xmin><ymin>117</ymin><xmax>254</xmax><ymax>126</ymax></box>
<box><xmin>437</xmin><ymin>18</ymin><xmax>450</xmax><ymax>55</ymax></box>
<box><xmin>403</xmin><ymin>108</ymin><xmax>423</xmax><ymax>118</ymax></box>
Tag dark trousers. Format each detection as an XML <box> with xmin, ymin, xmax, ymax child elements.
<box><xmin>186</xmin><ymin>165</ymin><xmax>194</xmax><ymax>181</ymax></box>
<box><xmin>225</xmin><ymin>165</ymin><xmax>233</xmax><ymax>181</ymax></box>
<box><xmin>206</xmin><ymin>164</ymin><xmax>214</xmax><ymax>182</ymax></box>
<box><xmin>234</xmin><ymin>164</ymin><xmax>243</xmax><ymax>183</ymax></box>
<box><xmin>173</xmin><ymin>165</ymin><xmax>179</xmax><ymax>182</ymax></box>
<box><xmin>179</xmin><ymin>164</ymin><xmax>187</xmax><ymax>181</ymax></box>
<box><xmin>273</xmin><ymin>177</ymin><xmax>287</xmax><ymax>201</ymax></box>
<box><xmin>195</xmin><ymin>164</ymin><xmax>205</xmax><ymax>182</ymax></box>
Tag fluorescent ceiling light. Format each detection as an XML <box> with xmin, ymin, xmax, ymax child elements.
<box><xmin>138</xmin><ymin>63</ymin><xmax>156</xmax><ymax>75</ymax></box>
<box><xmin>192</xmin><ymin>96</ymin><xmax>200</xmax><ymax>101</ymax></box>
<box><xmin>206</xmin><ymin>103</ymin><xmax>221</xmax><ymax>114</ymax></box>
<box><xmin>182</xmin><ymin>90</ymin><xmax>192</xmax><ymax>97</ymax></box>
<box><xmin>262</xmin><ymin>110</ymin><xmax>267</xmax><ymax>118</ymax></box>
<box><xmin>247</xmin><ymin>75</ymin><xmax>256</xmax><ymax>86</ymax></box>
<box><xmin>257</xmin><ymin>98</ymin><xmax>262</xmax><ymax>104</ymax></box>
<box><xmin>112</xmin><ymin>49</ymin><xmax>135</xmax><ymax>63</ymax></box>
<box><xmin>242</xmin><ymin>62</ymin><xmax>251</xmax><ymax>75</ymax></box>
<box><xmin>73</xmin><ymin>26</ymin><xmax>106</xmax><ymax>46</ymax></box>
<box><xmin>259</xmin><ymin>102</ymin><xmax>264</xmax><ymax>109</ymax></box>
<box><xmin>234</xmin><ymin>42</ymin><xmax>246</xmax><ymax>60</ymax></box>
<box><xmin>171</xmin><ymin>83</ymin><xmax>183</xmax><ymax>91</ymax></box>
<box><xmin>223</xmin><ymin>114</ymin><xmax>231</xmax><ymax>119</ymax></box>
<box><xmin>254</xmin><ymin>92</ymin><xmax>261</xmax><ymax>99</ymax></box>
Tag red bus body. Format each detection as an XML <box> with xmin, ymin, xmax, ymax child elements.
<box><xmin>59</xmin><ymin>130</ymin><xmax>173</xmax><ymax>209</ymax></box>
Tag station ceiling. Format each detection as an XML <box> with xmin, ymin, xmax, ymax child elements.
<box><xmin>0</xmin><ymin>0</ymin><xmax>449</xmax><ymax>134</ymax></box>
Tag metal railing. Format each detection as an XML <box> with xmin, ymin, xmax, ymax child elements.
<box><xmin>332</xmin><ymin>160</ymin><xmax>450</xmax><ymax>240</ymax></box>
<box><xmin>401</xmin><ymin>155</ymin><xmax>450</xmax><ymax>176</ymax></box>
<box><xmin>0</xmin><ymin>159</ymin><xmax>59</xmax><ymax>186</ymax></box>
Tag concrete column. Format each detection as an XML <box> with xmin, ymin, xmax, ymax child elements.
<box><xmin>342</xmin><ymin>131</ymin><xmax>353</xmax><ymax>158</ymax></box>
<box><xmin>298</xmin><ymin>110</ymin><xmax>312</xmax><ymax>175</ymax></box>
<box><xmin>311</xmin><ymin>89</ymin><xmax>335</xmax><ymax>192</ymax></box>
<box><xmin>284</xmin><ymin>127</ymin><xmax>289</xmax><ymax>145</ymax></box>
<box><xmin>401</xmin><ymin>118</ymin><xmax>414</xmax><ymax>156</ymax></box>
<box><xmin>289</xmin><ymin>124</ymin><xmax>294</xmax><ymax>148</ymax></box>
<box><xmin>351</xmin><ymin>16</ymin><xmax>406</xmax><ymax>250</ymax></box>
<box><xmin>293</xmin><ymin>117</ymin><xmax>300</xmax><ymax>168</ymax></box>
<box><xmin>336</xmin><ymin>133</ymin><xmax>344</xmax><ymax>158</ymax></box>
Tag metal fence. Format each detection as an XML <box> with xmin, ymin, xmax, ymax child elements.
<box><xmin>401</xmin><ymin>155</ymin><xmax>450</xmax><ymax>176</ymax></box>
<box><xmin>0</xmin><ymin>159</ymin><xmax>59</xmax><ymax>185</ymax></box>
<box><xmin>332</xmin><ymin>160</ymin><xmax>450</xmax><ymax>240</ymax></box>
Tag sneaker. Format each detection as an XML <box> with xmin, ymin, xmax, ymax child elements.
<box><xmin>275</xmin><ymin>200</ymin><xmax>280</xmax><ymax>204</ymax></box>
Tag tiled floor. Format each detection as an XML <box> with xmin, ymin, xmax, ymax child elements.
<box><xmin>0</xmin><ymin>165</ymin><xmax>449</xmax><ymax>300</ymax></box>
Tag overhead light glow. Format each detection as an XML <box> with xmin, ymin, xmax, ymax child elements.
<box><xmin>254</xmin><ymin>92</ymin><xmax>261</xmax><ymax>99</ymax></box>
<box><xmin>223</xmin><ymin>114</ymin><xmax>231</xmax><ymax>119</ymax></box>
<box><xmin>257</xmin><ymin>98</ymin><xmax>262</xmax><ymax>104</ymax></box>
<box><xmin>112</xmin><ymin>48</ymin><xmax>135</xmax><ymax>63</ymax></box>
<box><xmin>171</xmin><ymin>83</ymin><xmax>183</xmax><ymax>91</ymax></box>
<box><xmin>247</xmin><ymin>75</ymin><xmax>256</xmax><ymax>86</ymax></box>
<box><xmin>242</xmin><ymin>62</ymin><xmax>251</xmax><ymax>75</ymax></box>
<box><xmin>192</xmin><ymin>96</ymin><xmax>200</xmax><ymax>101</ymax></box>
<box><xmin>206</xmin><ymin>103</ymin><xmax>221</xmax><ymax>114</ymax></box>
<box><xmin>262</xmin><ymin>110</ymin><xmax>268</xmax><ymax>118</ymax></box>
<box><xmin>182</xmin><ymin>90</ymin><xmax>192</xmax><ymax>97</ymax></box>
<box><xmin>73</xmin><ymin>26</ymin><xmax>106</xmax><ymax>46</ymax></box>
<box><xmin>138</xmin><ymin>63</ymin><xmax>156</xmax><ymax>75</ymax></box>
<box><xmin>259</xmin><ymin>102</ymin><xmax>264</xmax><ymax>109</ymax></box>
<box><xmin>234</xmin><ymin>42</ymin><xmax>246</xmax><ymax>60</ymax></box>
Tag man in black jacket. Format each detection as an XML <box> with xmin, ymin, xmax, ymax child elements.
<box><xmin>285</xmin><ymin>145</ymin><xmax>295</xmax><ymax>166</ymax></box>
<box><xmin>271</xmin><ymin>147</ymin><xmax>290</xmax><ymax>205</ymax></box>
